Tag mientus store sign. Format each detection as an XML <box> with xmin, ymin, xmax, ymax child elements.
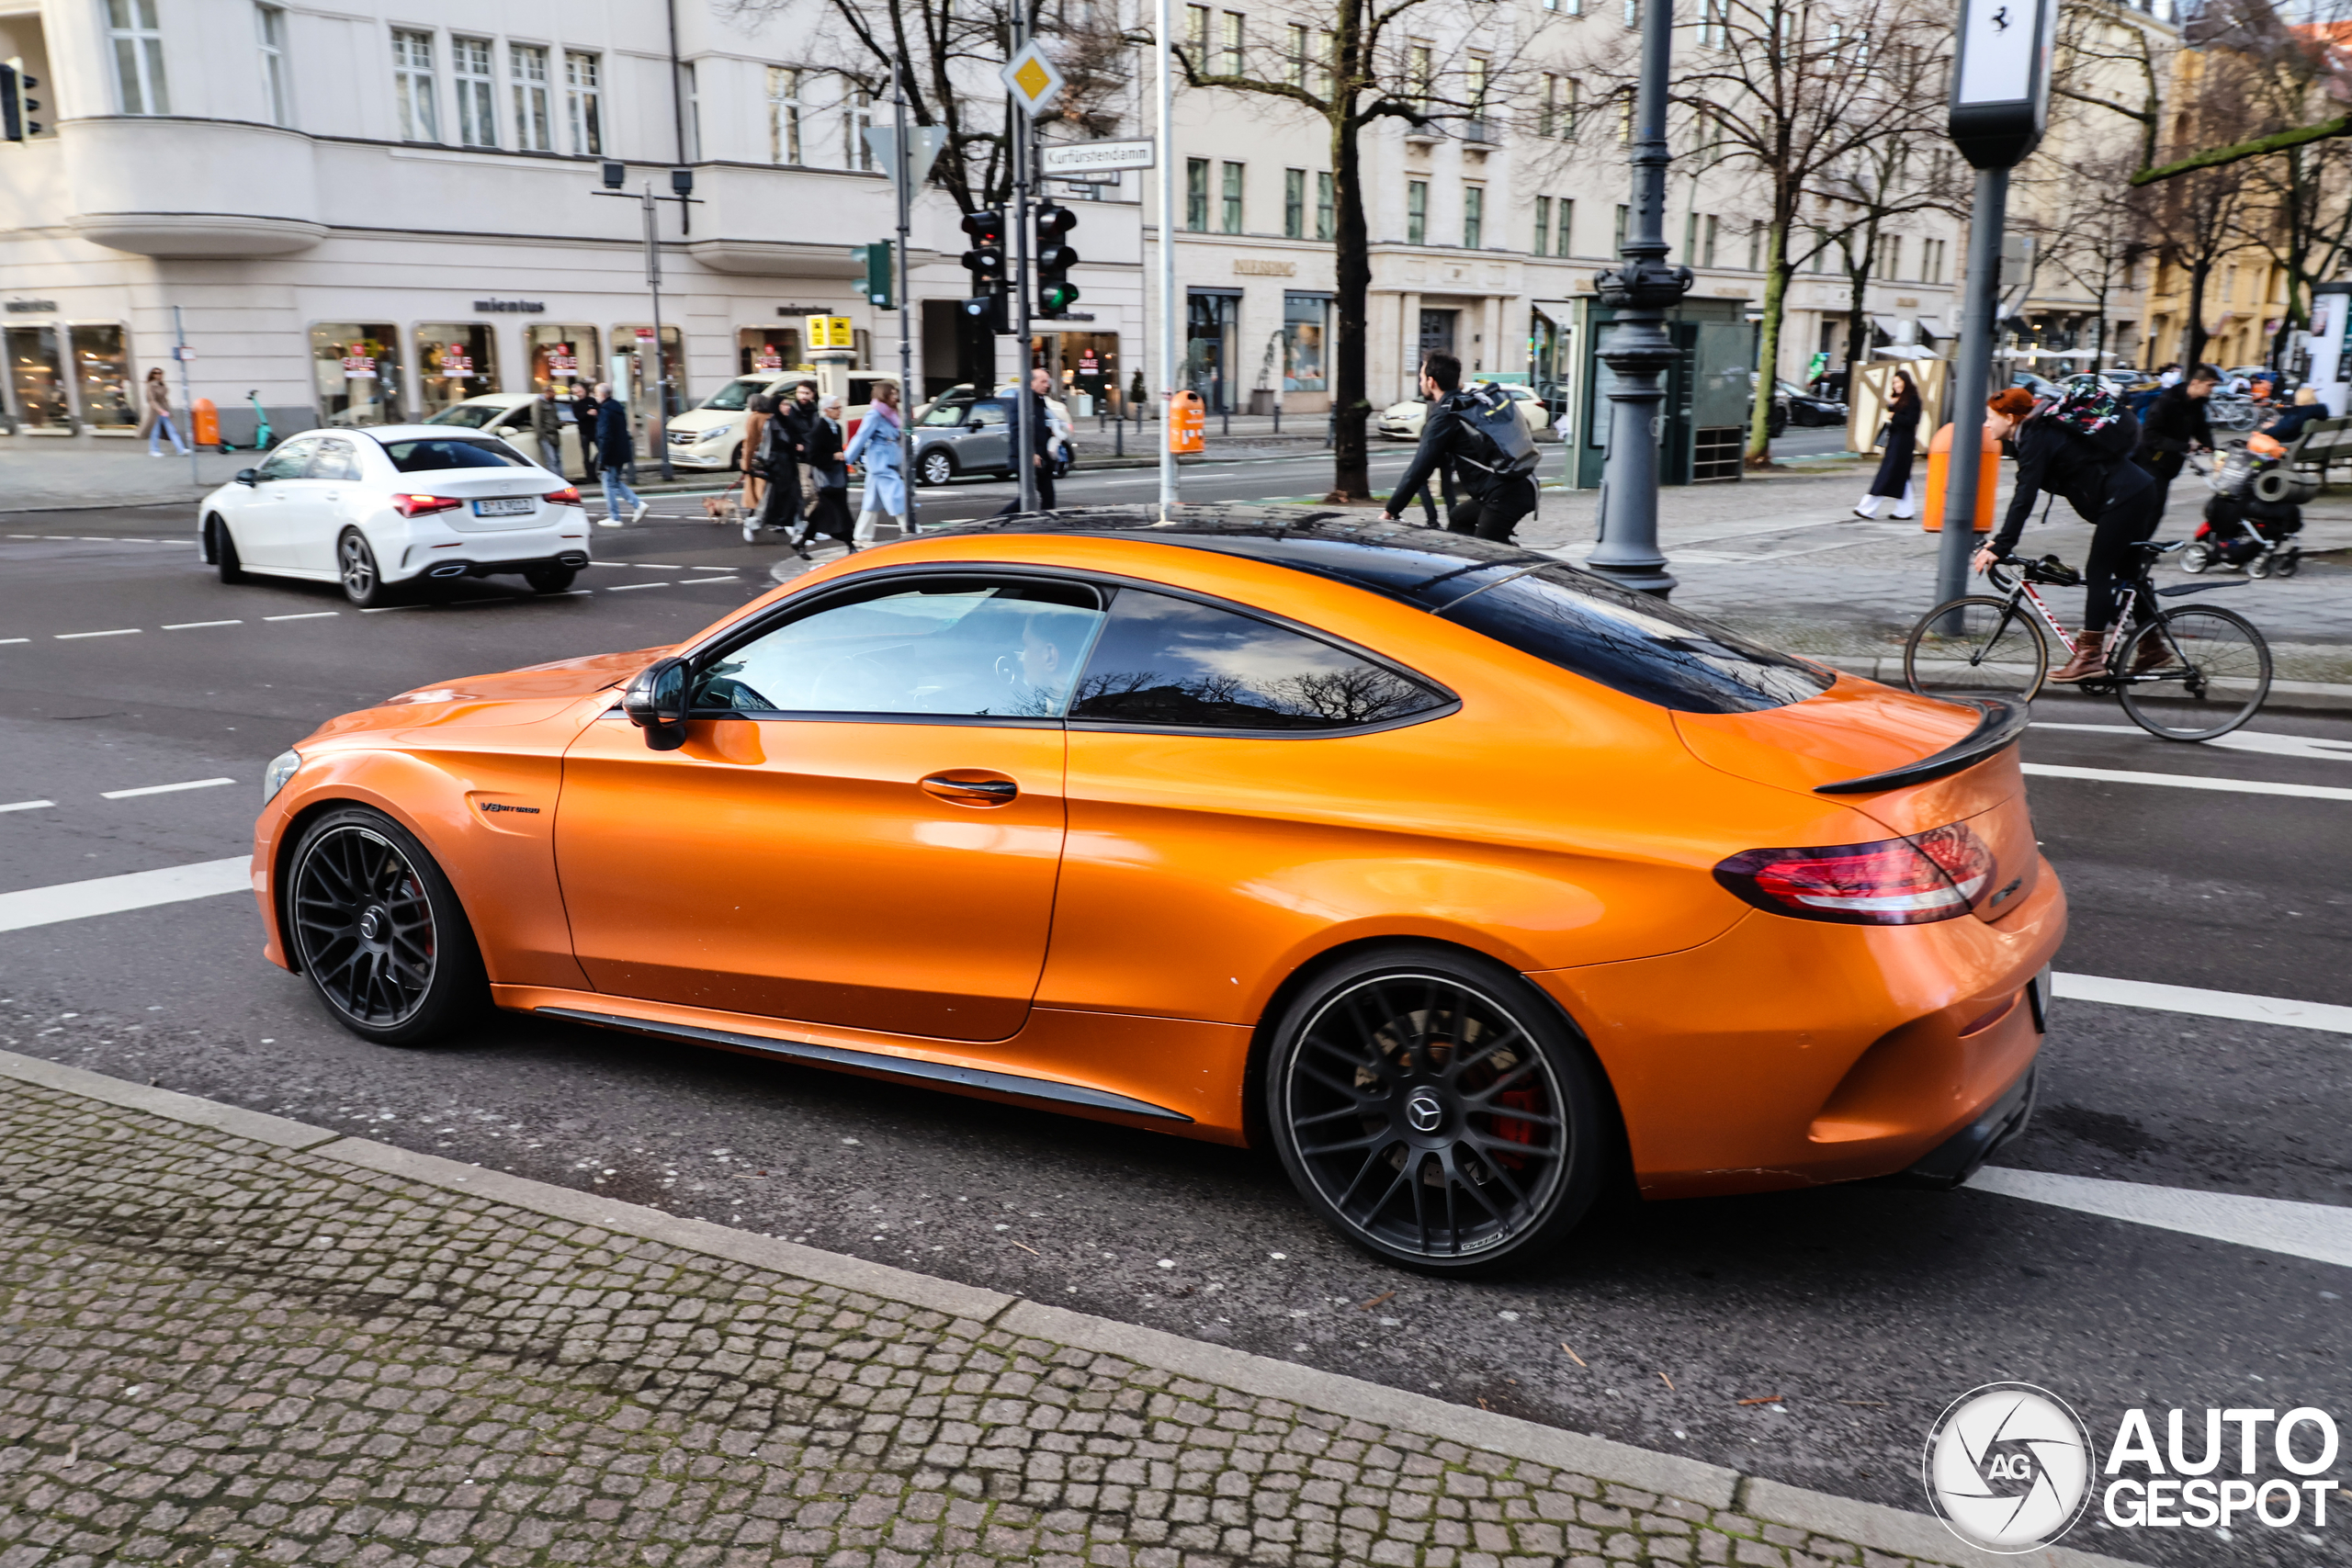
<box><xmin>1921</xmin><ymin>1383</ymin><xmax>2342</xmax><ymax>1552</ymax></box>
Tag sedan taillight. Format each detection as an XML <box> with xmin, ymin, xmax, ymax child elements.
<box><xmin>542</xmin><ymin>487</ymin><xmax>582</xmax><ymax>506</ymax></box>
<box><xmin>1713</xmin><ymin>822</ymin><xmax>1994</xmax><ymax>926</ymax></box>
<box><xmin>393</xmin><ymin>493</ymin><xmax>463</xmax><ymax>518</ymax></box>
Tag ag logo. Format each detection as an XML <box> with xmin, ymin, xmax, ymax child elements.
<box><xmin>1922</xmin><ymin>1382</ymin><xmax>2093</xmax><ymax>1553</ymax></box>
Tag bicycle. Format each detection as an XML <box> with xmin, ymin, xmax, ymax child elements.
<box><xmin>1902</xmin><ymin>539</ymin><xmax>2273</xmax><ymax>741</ymax></box>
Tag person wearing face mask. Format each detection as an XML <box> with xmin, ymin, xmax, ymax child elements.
<box><xmin>1973</xmin><ymin>386</ymin><xmax>2158</xmax><ymax>682</ymax></box>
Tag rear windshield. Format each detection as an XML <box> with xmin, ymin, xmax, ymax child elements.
<box><xmin>378</xmin><ymin>436</ymin><xmax>535</xmax><ymax>473</ymax></box>
<box><xmin>1435</xmin><ymin>564</ymin><xmax>1832</xmax><ymax>713</ymax></box>
<box><xmin>422</xmin><ymin>403</ymin><xmax>503</xmax><ymax>430</ymax></box>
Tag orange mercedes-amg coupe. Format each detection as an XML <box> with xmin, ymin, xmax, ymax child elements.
<box><xmin>253</xmin><ymin>510</ymin><xmax>2064</xmax><ymax>1271</ymax></box>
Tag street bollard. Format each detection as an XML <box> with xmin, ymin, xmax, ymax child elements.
<box><xmin>1272</xmin><ymin>406</ymin><xmax>1281</xmax><ymax>435</ymax></box>
<box><xmin>1221</xmin><ymin>407</ymin><xmax>1230</xmax><ymax>437</ymax></box>
<box><xmin>1114</xmin><ymin>417</ymin><xmax>1124</xmax><ymax>457</ymax></box>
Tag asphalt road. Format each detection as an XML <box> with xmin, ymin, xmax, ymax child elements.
<box><xmin>1</xmin><ymin>494</ymin><xmax>2343</xmax><ymax>1568</ymax></box>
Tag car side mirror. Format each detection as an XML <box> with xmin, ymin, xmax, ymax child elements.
<box><xmin>235</xmin><ymin>468</ymin><xmax>261</xmax><ymax>486</ymax></box>
<box><xmin>622</xmin><ymin>657</ymin><xmax>691</xmax><ymax>750</ymax></box>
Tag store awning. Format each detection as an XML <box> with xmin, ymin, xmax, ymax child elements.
<box><xmin>1530</xmin><ymin>300</ymin><xmax>1574</xmax><ymax>327</ymax></box>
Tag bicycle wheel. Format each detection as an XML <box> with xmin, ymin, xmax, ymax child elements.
<box><xmin>1903</xmin><ymin>596</ymin><xmax>2051</xmax><ymax>702</ymax></box>
<box><xmin>2115</xmin><ymin>605</ymin><xmax>2272</xmax><ymax>741</ymax></box>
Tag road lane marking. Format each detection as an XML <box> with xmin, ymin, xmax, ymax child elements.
<box><xmin>607</xmin><ymin>581</ymin><xmax>669</xmax><ymax>591</ymax></box>
<box><xmin>54</xmin><ymin>628</ymin><xmax>141</xmax><ymax>640</ymax></box>
<box><xmin>2019</xmin><ymin>761</ymin><xmax>2352</xmax><ymax>801</ymax></box>
<box><xmin>1968</xmin><ymin>1168</ymin><xmax>2352</xmax><ymax>1269</ymax></box>
<box><xmin>0</xmin><ymin>638</ymin><xmax>25</xmax><ymax>646</ymax></box>
<box><xmin>0</xmin><ymin>856</ymin><xmax>251</xmax><ymax>933</ymax></box>
<box><xmin>0</xmin><ymin>800</ymin><xmax>55</xmax><ymax>814</ymax></box>
<box><xmin>163</xmin><ymin>620</ymin><xmax>243</xmax><ymax>630</ymax></box>
<box><xmin>633</xmin><ymin>563</ymin><xmax>684</xmax><ymax>570</ymax></box>
<box><xmin>263</xmin><ymin>612</ymin><xmax>340</xmax><ymax>622</ymax></box>
<box><xmin>682</xmin><ymin>576</ymin><xmax>740</xmax><ymax>584</ymax></box>
<box><xmin>2033</xmin><ymin>721</ymin><xmax>2352</xmax><ymax>763</ymax></box>
<box><xmin>99</xmin><ymin>778</ymin><xmax>238</xmax><ymax>800</ymax></box>
<box><xmin>358</xmin><ymin>604</ymin><xmax>426</xmax><ymax>613</ymax></box>
<box><xmin>2052</xmin><ymin>972</ymin><xmax>2352</xmax><ymax>1035</ymax></box>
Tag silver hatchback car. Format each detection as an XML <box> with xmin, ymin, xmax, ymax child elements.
<box><xmin>910</xmin><ymin>396</ymin><xmax>1018</xmax><ymax>485</ymax></box>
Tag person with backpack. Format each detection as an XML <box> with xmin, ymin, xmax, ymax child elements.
<box><xmin>2135</xmin><ymin>364</ymin><xmax>2219</xmax><ymax>514</ymax></box>
<box><xmin>1974</xmin><ymin>384</ymin><xmax>2159</xmax><ymax>682</ymax></box>
<box><xmin>1379</xmin><ymin>353</ymin><xmax>1540</xmax><ymax>541</ymax></box>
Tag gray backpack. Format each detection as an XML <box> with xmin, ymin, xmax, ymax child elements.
<box><xmin>1453</xmin><ymin>385</ymin><xmax>1540</xmax><ymax>479</ymax></box>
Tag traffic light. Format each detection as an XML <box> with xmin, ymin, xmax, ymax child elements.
<box><xmin>853</xmin><ymin>241</ymin><xmax>895</xmax><ymax>309</ymax></box>
<box><xmin>2</xmin><ymin>62</ymin><xmax>40</xmax><ymax>141</ymax></box>
<box><xmin>960</xmin><ymin>209</ymin><xmax>1008</xmax><ymax>334</ymax></box>
<box><xmin>1035</xmin><ymin>203</ymin><xmax>1080</xmax><ymax>318</ymax></box>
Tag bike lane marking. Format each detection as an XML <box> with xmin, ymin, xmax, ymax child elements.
<box><xmin>2020</xmin><ymin>761</ymin><xmax>2352</xmax><ymax>800</ymax></box>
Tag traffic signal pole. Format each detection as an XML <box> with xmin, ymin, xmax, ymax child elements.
<box><xmin>1155</xmin><ymin>0</ymin><xmax>1179</xmax><ymax>517</ymax></box>
<box><xmin>1011</xmin><ymin>98</ymin><xmax>1038</xmax><ymax>514</ymax></box>
<box><xmin>893</xmin><ymin>59</ymin><xmax>917</xmax><ymax>532</ymax></box>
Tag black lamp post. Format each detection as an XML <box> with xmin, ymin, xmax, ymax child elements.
<box><xmin>1588</xmin><ymin>0</ymin><xmax>1690</xmax><ymax>599</ymax></box>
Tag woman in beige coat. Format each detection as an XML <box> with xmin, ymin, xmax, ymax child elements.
<box><xmin>139</xmin><ymin>367</ymin><xmax>189</xmax><ymax>457</ymax></box>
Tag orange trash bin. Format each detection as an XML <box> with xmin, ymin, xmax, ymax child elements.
<box><xmin>1921</xmin><ymin>421</ymin><xmax>1998</xmax><ymax>533</ymax></box>
<box><xmin>1169</xmin><ymin>389</ymin><xmax>1204</xmax><ymax>455</ymax></box>
<box><xmin>191</xmin><ymin>399</ymin><xmax>220</xmax><ymax>450</ymax></box>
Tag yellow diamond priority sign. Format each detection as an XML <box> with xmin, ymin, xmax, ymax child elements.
<box><xmin>1001</xmin><ymin>41</ymin><xmax>1065</xmax><ymax>120</ymax></box>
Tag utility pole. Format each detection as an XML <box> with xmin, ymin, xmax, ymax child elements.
<box><xmin>172</xmin><ymin>305</ymin><xmax>198</xmax><ymax>486</ymax></box>
<box><xmin>1940</xmin><ymin>0</ymin><xmax>2055</xmax><ymax>614</ymax></box>
<box><xmin>893</xmin><ymin>56</ymin><xmax>917</xmax><ymax>532</ymax></box>
<box><xmin>1589</xmin><ymin>0</ymin><xmax>1690</xmax><ymax>598</ymax></box>
<box><xmin>1012</xmin><ymin>96</ymin><xmax>1036</xmax><ymax>514</ymax></box>
<box><xmin>1155</xmin><ymin>0</ymin><xmax>1179</xmax><ymax>517</ymax></box>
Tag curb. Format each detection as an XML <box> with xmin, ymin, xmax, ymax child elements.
<box><xmin>0</xmin><ymin>1043</ymin><xmax>2143</xmax><ymax>1568</ymax></box>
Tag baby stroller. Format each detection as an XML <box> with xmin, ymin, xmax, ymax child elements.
<box><xmin>2188</xmin><ymin>436</ymin><xmax>2304</xmax><ymax>578</ymax></box>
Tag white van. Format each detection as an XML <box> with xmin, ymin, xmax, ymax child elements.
<box><xmin>665</xmin><ymin>372</ymin><xmax>901</xmax><ymax>471</ymax></box>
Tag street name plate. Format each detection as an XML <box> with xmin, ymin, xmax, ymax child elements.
<box><xmin>1041</xmin><ymin>139</ymin><xmax>1156</xmax><ymax>175</ymax></box>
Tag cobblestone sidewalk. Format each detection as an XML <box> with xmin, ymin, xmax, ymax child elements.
<box><xmin>0</xmin><ymin>1053</ymin><xmax>2126</xmax><ymax>1568</ymax></box>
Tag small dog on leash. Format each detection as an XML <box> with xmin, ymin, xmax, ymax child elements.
<box><xmin>701</xmin><ymin>489</ymin><xmax>744</xmax><ymax>526</ymax></box>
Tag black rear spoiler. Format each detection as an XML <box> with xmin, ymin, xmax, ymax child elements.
<box><xmin>1814</xmin><ymin>698</ymin><xmax>2030</xmax><ymax>795</ymax></box>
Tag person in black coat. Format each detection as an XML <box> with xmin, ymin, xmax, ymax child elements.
<box><xmin>990</xmin><ymin>369</ymin><xmax>1063</xmax><ymax>515</ymax></box>
<box><xmin>571</xmin><ymin>384</ymin><xmax>601</xmax><ymax>474</ymax></box>
<box><xmin>1378</xmin><ymin>351</ymin><xmax>1537</xmax><ymax>541</ymax></box>
<box><xmin>787</xmin><ymin>394</ymin><xmax>856</xmax><ymax>556</ymax></box>
<box><xmin>2134</xmin><ymin>366</ymin><xmax>2219</xmax><ymax>513</ymax></box>
<box><xmin>752</xmin><ymin>380</ymin><xmax>819</xmax><ymax>539</ymax></box>
<box><xmin>1851</xmin><ymin>368</ymin><xmax>1922</xmax><ymax>519</ymax></box>
<box><xmin>1975</xmin><ymin>387</ymin><xmax>2159</xmax><ymax>682</ymax></box>
<box><xmin>591</xmin><ymin>383</ymin><xmax>646</xmax><ymax>525</ymax></box>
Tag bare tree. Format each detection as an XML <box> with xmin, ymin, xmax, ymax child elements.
<box><xmin>2016</xmin><ymin>140</ymin><xmax>2155</xmax><ymax>365</ymax></box>
<box><xmin>2151</xmin><ymin>54</ymin><xmax>2256</xmax><ymax>369</ymax></box>
<box><xmin>1814</xmin><ymin>124</ymin><xmax>1969</xmax><ymax>388</ymax></box>
<box><xmin>2052</xmin><ymin>0</ymin><xmax>2170</xmax><ymax>174</ymax></box>
<box><xmin>1173</xmin><ymin>0</ymin><xmax>1539</xmax><ymax>502</ymax></box>
<box><xmin>1658</xmin><ymin>0</ymin><xmax>1950</xmax><ymax>464</ymax></box>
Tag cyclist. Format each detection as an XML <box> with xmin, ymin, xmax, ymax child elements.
<box><xmin>2135</xmin><ymin>363</ymin><xmax>2218</xmax><ymax>514</ymax></box>
<box><xmin>1973</xmin><ymin>386</ymin><xmax>2162</xmax><ymax>682</ymax></box>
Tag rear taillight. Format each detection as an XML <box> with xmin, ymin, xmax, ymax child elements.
<box><xmin>542</xmin><ymin>487</ymin><xmax>581</xmax><ymax>507</ymax></box>
<box><xmin>1713</xmin><ymin>822</ymin><xmax>1994</xmax><ymax>926</ymax></box>
<box><xmin>393</xmin><ymin>493</ymin><xmax>463</xmax><ymax>518</ymax></box>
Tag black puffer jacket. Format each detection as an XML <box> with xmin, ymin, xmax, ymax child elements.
<box><xmin>1992</xmin><ymin>408</ymin><xmax>2153</xmax><ymax>556</ymax></box>
<box><xmin>2136</xmin><ymin>385</ymin><xmax>2213</xmax><ymax>459</ymax></box>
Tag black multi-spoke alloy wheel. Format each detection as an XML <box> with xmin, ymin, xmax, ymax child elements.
<box><xmin>1267</xmin><ymin>947</ymin><xmax>1611</xmax><ymax>1273</ymax></box>
<box><xmin>287</xmin><ymin>807</ymin><xmax>486</xmax><ymax>1045</ymax></box>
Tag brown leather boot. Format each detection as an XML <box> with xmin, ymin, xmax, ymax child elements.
<box><xmin>2128</xmin><ymin>623</ymin><xmax>2174</xmax><ymax>674</ymax></box>
<box><xmin>2050</xmin><ymin>628</ymin><xmax>2109</xmax><ymax>682</ymax></box>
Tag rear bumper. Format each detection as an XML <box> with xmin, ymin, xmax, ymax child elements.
<box><xmin>1886</xmin><ymin>1061</ymin><xmax>2037</xmax><ymax>1189</ymax></box>
<box><xmin>413</xmin><ymin>549</ymin><xmax>589</xmax><ymax>581</ymax></box>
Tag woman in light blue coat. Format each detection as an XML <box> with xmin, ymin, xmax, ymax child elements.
<box><xmin>844</xmin><ymin>381</ymin><xmax>909</xmax><ymax>543</ymax></box>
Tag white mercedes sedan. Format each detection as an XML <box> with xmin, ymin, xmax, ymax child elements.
<box><xmin>198</xmin><ymin>426</ymin><xmax>591</xmax><ymax>608</ymax></box>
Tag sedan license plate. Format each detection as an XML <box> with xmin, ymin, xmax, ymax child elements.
<box><xmin>473</xmin><ymin>497</ymin><xmax>535</xmax><ymax>517</ymax></box>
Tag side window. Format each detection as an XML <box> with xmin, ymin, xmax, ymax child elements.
<box><xmin>1069</xmin><ymin>590</ymin><xmax>1448</xmax><ymax>732</ymax></box>
<box><xmin>309</xmin><ymin>440</ymin><xmax>361</xmax><ymax>480</ymax></box>
<box><xmin>257</xmin><ymin>438</ymin><xmax>318</xmax><ymax>481</ymax></box>
<box><xmin>694</xmin><ymin>577</ymin><xmax>1107</xmax><ymax>718</ymax></box>
<box><xmin>969</xmin><ymin>402</ymin><xmax>1008</xmax><ymax>427</ymax></box>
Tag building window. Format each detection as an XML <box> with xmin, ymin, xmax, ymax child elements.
<box><xmin>1466</xmin><ymin>55</ymin><xmax>1488</xmax><ymax>124</ymax></box>
<box><xmin>683</xmin><ymin>61</ymin><xmax>701</xmax><ymax>162</ymax></box>
<box><xmin>848</xmin><ymin>85</ymin><xmax>874</xmax><ymax>170</ymax></box>
<box><xmin>254</xmin><ymin>5</ymin><xmax>290</xmax><ymax>126</ymax></box>
<box><xmin>510</xmin><ymin>44</ymin><xmax>551</xmax><ymax>152</ymax></box>
<box><xmin>1220</xmin><ymin>10</ymin><xmax>1244</xmax><ymax>73</ymax></box>
<box><xmin>565</xmin><ymin>50</ymin><xmax>601</xmax><ymax>155</ymax></box>
<box><xmin>1618</xmin><ymin>91</ymin><xmax>1633</xmax><ymax>144</ymax></box>
<box><xmin>1613</xmin><ymin>203</ymin><xmax>1628</xmax><ymax>255</ymax></box>
<box><xmin>1464</xmin><ymin>186</ymin><xmax>1484</xmax><ymax>249</ymax></box>
<box><xmin>1703</xmin><ymin>214</ymin><xmax>1720</xmax><ymax>268</ymax></box>
<box><xmin>1748</xmin><ymin>225</ymin><xmax>1763</xmax><ymax>271</ymax></box>
<box><xmin>768</xmin><ymin>67</ymin><xmax>801</xmax><ymax>164</ymax></box>
<box><xmin>1879</xmin><ymin>233</ymin><xmax>1903</xmax><ymax>278</ymax></box>
<box><xmin>1555</xmin><ymin>197</ymin><xmax>1574</xmax><ymax>258</ymax></box>
<box><xmin>1624</xmin><ymin>0</ymin><xmax>1639</xmax><ymax>25</ymax></box>
<box><xmin>452</xmin><ymin>36</ymin><xmax>495</xmax><ymax>147</ymax></box>
<box><xmin>391</xmin><ymin>28</ymin><xmax>437</xmax><ymax>142</ymax></box>
<box><xmin>1316</xmin><ymin>172</ymin><xmax>1334</xmax><ymax>239</ymax></box>
<box><xmin>1408</xmin><ymin>43</ymin><xmax>1432</xmax><ymax>107</ymax></box>
<box><xmin>1221</xmin><ymin>161</ymin><xmax>1244</xmax><ymax>232</ymax></box>
<box><xmin>1684</xmin><ymin>211</ymin><xmax>1697</xmax><ymax>264</ymax></box>
<box><xmin>1283</xmin><ymin>168</ymin><xmax>1306</xmax><ymax>239</ymax></box>
<box><xmin>1285</xmin><ymin>23</ymin><xmax>1307</xmax><ymax>88</ymax></box>
<box><xmin>1316</xmin><ymin>29</ymin><xmax>1335</xmax><ymax>96</ymax></box>
<box><xmin>1282</xmin><ymin>293</ymin><xmax>1329</xmax><ymax>392</ymax></box>
<box><xmin>1534</xmin><ymin>196</ymin><xmax>1551</xmax><ymax>256</ymax></box>
<box><xmin>1186</xmin><ymin>157</ymin><xmax>1210</xmax><ymax>231</ymax></box>
<box><xmin>1701</xmin><ymin>0</ymin><xmax>1727</xmax><ymax>46</ymax></box>
<box><xmin>1922</xmin><ymin>237</ymin><xmax>1947</xmax><ymax>283</ymax></box>
<box><xmin>1186</xmin><ymin>4</ymin><xmax>1209</xmax><ymax>60</ymax></box>
<box><xmin>1407</xmin><ymin>180</ymin><xmax>1427</xmax><ymax>245</ymax></box>
<box><xmin>107</xmin><ymin>0</ymin><xmax>169</xmax><ymax>115</ymax></box>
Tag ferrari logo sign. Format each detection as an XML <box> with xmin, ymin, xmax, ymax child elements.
<box><xmin>1001</xmin><ymin>42</ymin><xmax>1064</xmax><ymax>119</ymax></box>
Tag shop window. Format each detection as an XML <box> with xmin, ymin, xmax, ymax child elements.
<box><xmin>414</xmin><ymin>323</ymin><xmax>498</xmax><ymax>415</ymax></box>
<box><xmin>527</xmin><ymin>325</ymin><xmax>599</xmax><ymax>391</ymax></box>
<box><xmin>72</xmin><ymin>325</ymin><xmax>137</xmax><ymax>428</ymax></box>
<box><xmin>1048</xmin><ymin>332</ymin><xmax>1119</xmax><ymax>413</ymax></box>
<box><xmin>737</xmin><ymin>325</ymin><xmax>803</xmax><ymax>375</ymax></box>
<box><xmin>5</xmin><ymin>324</ymin><xmax>67</xmax><ymax>429</ymax></box>
<box><xmin>311</xmin><ymin>323</ymin><xmax>405</xmax><ymax>426</ymax></box>
<box><xmin>614</xmin><ymin>325</ymin><xmax>684</xmax><ymax>421</ymax></box>
<box><xmin>1282</xmin><ymin>295</ymin><xmax>1328</xmax><ymax>392</ymax></box>
<box><xmin>107</xmin><ymin>0</ymin><xmax>169</xmax><ymax>115</ymax></box>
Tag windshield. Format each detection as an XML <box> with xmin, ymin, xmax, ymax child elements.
<box><xmin>698</xmin><ymin>378</ymin><xmax>771</xmax><ymax>412</ymax></box>
<box><xmin>377</xmin><ymin>436</ymin><xmax>536</xmax><ymax>473</ymax></box>
<box><xmin>423</xmin><ymin>403</ymin><xmax>503</xmax><ymax>429</ymax></box>
<box><xmin>1434</xmin><ymin>563</ymin><xmax>1833</xmax><ymax>713</ymax></box>
<box><xmin>920</xmin><ymin>400</ymin><xmax>974</xmax><ymax>427</ymax></box>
